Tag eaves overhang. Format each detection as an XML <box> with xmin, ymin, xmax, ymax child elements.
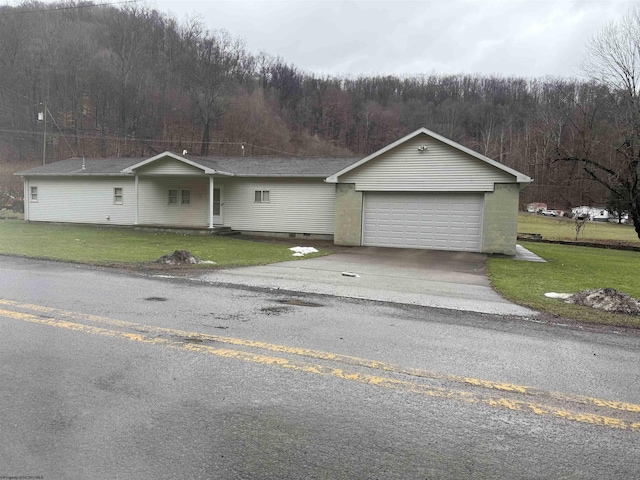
<box><xmin>325</xmin><ymin>127</ymin><xmax>533</xmax><ymax>184</ymax></box>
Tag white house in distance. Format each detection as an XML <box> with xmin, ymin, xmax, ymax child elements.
<box><xmin>16</xmin><ymin>128</ymin><xmax>532</xmax><ymax>255</ymax></box>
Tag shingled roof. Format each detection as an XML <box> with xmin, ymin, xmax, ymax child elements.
<box><xmin>15</xmin><ymin>154</ymin><xmax>360</xmax><ymax>178</ymax></box>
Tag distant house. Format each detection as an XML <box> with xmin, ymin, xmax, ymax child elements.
<box><xmin>572</xmin><ymin>206</ymin><xmax>609</xmax><ymax>222</ymax></box>
<box><xmin>16</xmin><ymin>128</ymin><xmax>532</xmax><ymax>255</ymax></box>
<box><xmin>527</xmin><ymin>202</ymin><xmax>547</xmax><ymax>213</ymax></box>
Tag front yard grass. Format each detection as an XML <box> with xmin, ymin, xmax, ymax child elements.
<box><xmin>4</xmin><ymin>216</ymin><xmax>640</xmax><ymax>329</ymax></box>
<box><xmin>518</xmin><ymin>213</ymin><xmax>639</xmax><ymax>244</ymax></box>
<box><xmin>487</xmin><ymin>241</ymin><xmax>640</xmax><ymax>328</ymax></box>
<box><xmin>0</xmin><ymin>220</ymin><xmax>330</xmax><ymax>267</ymax></box>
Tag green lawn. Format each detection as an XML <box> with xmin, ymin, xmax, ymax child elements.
<box><xmin>495</xmin><ymin>214</ymin><xmax>640</xmax><ymax>328</ymax></box>
<box><xmin>3</xmin><ymin>216</ymin><xmax>640</xmax><ymax>328</ymax></box>
<box><xmin>0</xmin><ymin>220</ymin><xmax>330</xmax><ymax>267</ymax></box>
<box><xmin>518</xmin><ymin>213</ymin><xmax>639</xmax><ymax>243</ymax></box>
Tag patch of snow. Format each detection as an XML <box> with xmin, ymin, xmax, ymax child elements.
<box><xmin>290</xmin><ymin>246</ymin><xmax>318</xmax><ymax>256</ymax></box>
<box><xmin>341</xmin><ymin>272</ymin><xmax>360</xmax><ymax>278</ymax></box>
<box><xmin>545</xmin><ymin>292</ymin><xmax>572</xmax><ymax>299</ymax></box>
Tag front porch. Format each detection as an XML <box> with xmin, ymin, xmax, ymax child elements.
<box><xmin>134</xmin><ymin>175</ymin><xmax>225</xmax><ymax>229</ymax></box>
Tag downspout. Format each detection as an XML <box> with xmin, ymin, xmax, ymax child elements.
<box><xmin>134</xmin><ymin>174</ymin><xmax>139</xmax><ymax>225</ymax></box>
<box><xmin>23</xmin><ymin>177</ymin><xmax>29</xmax><ymax>221</ymax></box>
<box><xmin>209</xmin><ymin>175</ymin><xmax>215</xmax><ymax>228</ymax></box>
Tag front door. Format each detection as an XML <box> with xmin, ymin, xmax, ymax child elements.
<box><xmin>212</xmin><ymin>187</ymin><xmax>223</xmax><ymax>224</ymax></box>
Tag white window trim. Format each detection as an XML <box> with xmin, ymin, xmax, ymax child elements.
<box><xmin>114</xmin><ymin>187</ymin><xmax>123</xmax><ymax>205</ymax></box>
<box><xmin>254</xmin><ymin>190</ymin><xmax>270</xmax><ymax>203</ymax></box>
<box><xmin>181</xmin><ymin>189</ymin><xmax>191</xmax><ymax>206</ymax></box>
<box><xmin>168</xmin><ymin>189</ymin><xmax>178</xmax><ymax>206</ymax></box>
<box><xmin>30</xmin><ymin>186</ymin><xmax>38</xmax><ymax>202</ymax></box>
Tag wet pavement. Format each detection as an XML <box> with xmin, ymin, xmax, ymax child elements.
<box><xmin>196</xmin><ymin>247</ymin><xmax>538</xmax><ymax>316</ymax></box>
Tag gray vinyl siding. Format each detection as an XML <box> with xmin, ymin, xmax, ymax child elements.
<box><xmin>25</xmin><ymin>177</ymin><xmax>135</xmax><ymax>225</ymax></box>
<box><xmin>138</xmin><ymin>177</ymin><xmax>209</xmax><ymax>226</ymax></box>
<box><xmin>341</xmin><ymin>135</ymin><xmax>514</xmax><ymax>191</ymax></box>
<box><xmin>137</xmin><ymin>158</ymin><xmax>205</xmax><ymax>176</ymax></box>
<box><xmin>223</xmin><ymin>178</ymin><xmax>335</xmax><ymax>234</ymax></box>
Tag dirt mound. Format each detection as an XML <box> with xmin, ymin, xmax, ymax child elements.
<box><xmin>567</xmin><ymin>288</ymin><xmax>640</xmax><ymax>316</ymax></box>
<box><xmin>156</xmin><ymin>250</ymin><xmax>210</xmax><ymax>265</ymax></box>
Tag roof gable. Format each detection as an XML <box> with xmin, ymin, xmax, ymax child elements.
<box><xmin>121</xmin><ymin>152</ymin><xmax>233</xmax><ymax>175</ymax></box>
<box><xmin>325</xmin><ymin>127</ymin><xmax>532</xmax><ymax>184</ymax></box>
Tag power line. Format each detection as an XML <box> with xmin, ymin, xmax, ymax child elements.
<box><xmin>0</xmin><ymin>84</ymin><xmax>331</xmax><ymax>157</ymax></box>
<box><xmin>0</xmin><ymin>0</ymin><xmax>138</xmax><ymax>15</ymax></box>
<box><xmin>0</xmin><ymin>128</ymin><xmax>339</xmax><ymax>158</ymax></box>
<box><xmin>43</xmin><ymin>105</ymin><xmax>77</xmax><ymax>157</ymax></box>
<box><xmin>245</xmin><ymin>143</ymin><xmax>300</xmax><ymax>156</ymax></box>
<box><xmin>0</xmin><ymin>104</ymin><xmax>36</xmax><ymax>121</ymax></box>
<box><xmin>0</xmin><ymin>84</ymin><xmax>77</xmax><ymax>158</ymax></box>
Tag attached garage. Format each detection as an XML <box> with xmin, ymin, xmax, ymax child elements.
<box><xmin>362</xmin><ymin>192</ymin><xmax>483</xmax><ymax>251</ymax></box>
<box><xmin>327</xmin><ymin>127</ymin><xmax>532</xmax><ymax>256</ymax></box>
<box><xmin>17</xmin><ymin>127</ymin><xmax>531</xmax><ymax>257</ymax></box>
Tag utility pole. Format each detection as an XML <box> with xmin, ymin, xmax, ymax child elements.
<box><xmin>42</xmin><ymin>99</ymin><xmax>47</xmax><ymax>166</ymax></box>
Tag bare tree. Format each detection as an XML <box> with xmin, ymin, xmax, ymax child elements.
<box><xmin>179</xmin><ymin>22</ymin><xmax>249</xmax><ymax>155</ymax></box>
<box><xmin>558</xmin><ymin>6</ymin><xmax>640</xmax><ymax>239</ymax></box>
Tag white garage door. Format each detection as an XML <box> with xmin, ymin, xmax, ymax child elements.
<box><xmin>362</xmin><ymin>192</ymin><xmax>484</xmax><ymax>251</ymax></box>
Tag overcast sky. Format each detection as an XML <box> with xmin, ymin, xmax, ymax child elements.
<box><xmin>152</xmin><ymin>0</ymin><xmax>630</xmax><ymax>79</ymax></box>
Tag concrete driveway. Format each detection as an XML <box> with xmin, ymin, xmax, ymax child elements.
<box><xmin>196</xmin><ymin>247</ymin><xmax>536</xmax><ymax>316</ymax></box>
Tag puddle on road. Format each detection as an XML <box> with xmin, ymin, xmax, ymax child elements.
<box><xmin>183</xmin><ymin>337</ymin><xmax>204</xmax><ymax>343</ymax></box>
<box><xmin>274</xmin><ymin>299</ymin><xmax>323</xmax><ymax>307</ymax></box>
<box><xmin>259</xmin><ymin>299</ymin><xmax>324</xmax><ymax>315</ymax></box>
<box><xmin>261</xmin><ymin>306</ymin><xmax>291</xmax><ymax>316</ymax></box>
<box><xmin>145</xmin><ymin>297</ymin><xmax>168</xmax><ymax>302</ymax></box>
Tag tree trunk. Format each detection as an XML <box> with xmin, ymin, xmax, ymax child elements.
<box><xmin>631</xmin><ymin>201</ymin><xmax>640</xmax><ymax>240</ymax></box>
<box><xmin>200</xmin><ymin>117</ymin><xmax>211</xmax><ymax>156</ymax></box>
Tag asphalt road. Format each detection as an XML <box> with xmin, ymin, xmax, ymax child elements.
<box><xmin>1</xmin><ymin>256</ymin><xmax>639</xmax><ymax>479</ymax></box>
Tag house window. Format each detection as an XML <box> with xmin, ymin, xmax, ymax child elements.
<box><xmin>168</xmin><ymin>189</ymin><xmax>191</xmax><ymax>205</ymax></box>
<box><xmin>254</xmin><ymin>190</ymin><xmax>270</xmax><ymax>203</ymax></box>
<box><xmin>30</xmin><ymin>186</ymin><xmax>38</xmax><ymax>202</ymax></box>
<box><xmin>113</xmin><ymin>187</ymin><xmax>123</xmax><ymax>205</ymax></box>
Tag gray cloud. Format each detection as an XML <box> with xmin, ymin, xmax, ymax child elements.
<box><xmin>153</xmin><ymin>0</ymin><xmax>634</xmax><ymax>78</ymax></box>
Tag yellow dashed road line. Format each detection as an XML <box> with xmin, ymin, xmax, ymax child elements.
<box><xmin>0</xmin><ymin>300</ymin><xmax>639</xmax><ymax>432</ymax></box>
<box><xmin>1</xmin><ymin>299</ymin><xmax>638</xmax><ymax>414</ymax></box>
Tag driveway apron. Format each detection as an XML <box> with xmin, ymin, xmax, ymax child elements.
<box><xmin>196</xmin><ymin>247</ymin><xmax>536</xmax><ymax>316</ymax></box>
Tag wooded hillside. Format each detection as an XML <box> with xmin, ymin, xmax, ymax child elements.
<box><xmin>0</xmin><ymin>1</ymin><xmax>624</xmax><ymax>209</ymax></box>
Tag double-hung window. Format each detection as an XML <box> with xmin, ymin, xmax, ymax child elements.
<box><xmin>168</xmin><ymin>189</ymin><xmax>190</xmax><ymax>205</ymax></box>
<box><xmin>113</xmin><ymin>187</ymin><xmax>123</xmax><ymax>205</ymax></box>
<box><xmin>254</xmin><ymin>190</ymin><xmax>270</xmax><ymax>203</ymax></box>
<box><xmin>30</xmin><ymin>186</ymin><xmax>38</xmax><ymax>202</ymax></box>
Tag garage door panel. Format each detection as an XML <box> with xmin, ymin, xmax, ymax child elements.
<box><xmin>363</xmin><ymin>192</ymin><xmax>483</xmax><ymax>252</ymax></box>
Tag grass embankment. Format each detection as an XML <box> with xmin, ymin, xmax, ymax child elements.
<box><xmin>488</xmin><ymin>214</ymin><xmax>640</xmax><ymax>328</ymax></box>
<box><xmin>0</xmin><ymin>219</ymin><xmax>329</xmax><ymax>267</ymax></box>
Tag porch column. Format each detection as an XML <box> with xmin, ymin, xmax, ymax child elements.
<box><xmin>134</xmin><ymin>174</ymin><xmax>139</xmax><ymax>225</ymax></box>
<box><xmin>23</xmin><ymin>178</ymin><xmax>29</xmax><ymax>221</ymax></box>
<box><xmin>208</xmin><ymin>175</ymin><xmax>215</xmax><ymax>228</ymax></box>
